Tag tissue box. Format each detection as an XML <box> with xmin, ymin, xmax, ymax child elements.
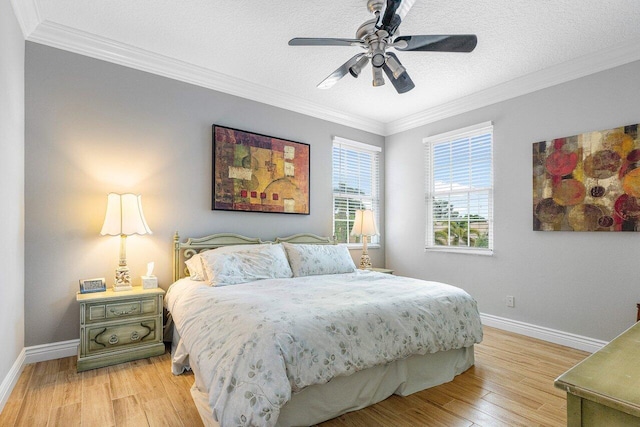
<box><xmin>141</xmin><ymin>275</ymin><xmax>158</xmax><ymax>289</ymax></box>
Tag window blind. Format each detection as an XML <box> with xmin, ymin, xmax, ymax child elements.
<box><xmin>424</xmin><ymin>122</ymin><xmax>493</xmax><ymax>253</ymax></box>
<box><xmin>332</xmin><ymin>137</ymin><xmax>381</xmax><ymax>245</ymax></box>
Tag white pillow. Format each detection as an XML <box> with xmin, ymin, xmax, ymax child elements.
<box><xmin>185</xmin><ymin>253</ymin><xmax>207</xmax><ymax>281</ymax></box>
<box><xmin>186</xmin><ymin>244</ymin><xmax>272</xmax><ymax>282</ymax></box>
<box><xmin>282</xmin><ymin>242</ymin><xmax>356</xmax><ymax>277</ymax></box>
<box><xmin>200</xmin><ymin>244</ymin><xmax>293</xmax><ymax>286</ymax></box>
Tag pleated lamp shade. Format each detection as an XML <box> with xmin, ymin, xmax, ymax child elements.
<box><xmin>100</xmin><ymin>193</ymin><xmax>152</xmax><ymax>236</ymax></box>
<box><xmin>350</xmin><ymin>209</ymin><xmax>378</xmax><ymax>237</ymax></box>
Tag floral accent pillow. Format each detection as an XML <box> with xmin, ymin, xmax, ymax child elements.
<box><xmin>282</xmin><ymin>242</ymin><xmax>356</xmax><ymax>277</ymax></box>
<box><xmin>201</xmin><ymin>244</ymin><xmax>293</xmax><ymax>286</ymax></box>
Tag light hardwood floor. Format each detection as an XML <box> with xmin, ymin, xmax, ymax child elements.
<box><xmin>0</xmin><ymin>326</ymin><xmax>589</xmax><ymax>426</ymax></box>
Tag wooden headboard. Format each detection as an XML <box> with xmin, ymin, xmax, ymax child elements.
<box><xmin>172</xmin><ymin>232</ymin><xmax>335</xmax><ymax>282</ymax></box>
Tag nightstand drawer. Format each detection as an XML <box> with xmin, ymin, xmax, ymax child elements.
<box><xmin>85</xmin><ymin>297</ymin><xmax>159</xmax><ymax>323</ymax></box>
<box><xmin>84</xmin><ymin>318</ymin><xmax>161</xmax><ymax>355</ymax></box>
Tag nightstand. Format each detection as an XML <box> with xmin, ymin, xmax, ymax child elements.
<box><xmin>76</xmin><ymin>286</ymin><xmax>165</xmax><ymax>372</ymax></box>
<box><xmin>366</xmin><ymin>267</ymin><xmax>394</xmax><ymax>274</ymax></box>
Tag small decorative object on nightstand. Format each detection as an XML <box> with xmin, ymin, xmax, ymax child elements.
<box><xmin>351</xmin><ymin>209</ymin><xmax>379</xmax><ymax>269</ymax></box>
<box><xmin>76</xmin><ymin>286</ymin><xmax>165</xmax><ymax>372</ymax></box>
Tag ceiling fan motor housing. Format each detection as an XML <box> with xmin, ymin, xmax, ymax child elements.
<box><xmin>356</xmin><ymin>19</ymin><xmax>379</xmax><ymax>40</ymax></box>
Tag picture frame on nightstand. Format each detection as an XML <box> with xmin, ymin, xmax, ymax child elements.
<box><xmin>79</xmin><ymin>277</ymin><xmax>106</xmax><ymax>293</ymax></box>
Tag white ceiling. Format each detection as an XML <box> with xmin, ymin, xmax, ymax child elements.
<box><xmin>11</xmin><ymin>0</ymin><xmax>640</xmax><ymax>135</ymax></box>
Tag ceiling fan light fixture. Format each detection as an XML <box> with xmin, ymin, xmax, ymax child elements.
<box><xmin>372</xmin><ymin>66</ymin><xmax>385</xmax><ymax>86</ymax></box>
<box><xmin>370</xmin><ymin>39</ymin><xmax>387</xmax><ymax>68</ymax></box>
<box><xmin>385</xmin><ymin>54</ymin><xmax>406</xmax><ymax>79</ymax></box>
<box><xmin>371</xmin><ymin>52</ymin><xmax>386</xmax><ymax>68</ymax></box>
<box><xmin>349</xmin><ymin>55</ymin><xmax>370</xmax><ymax>78</ymax></box>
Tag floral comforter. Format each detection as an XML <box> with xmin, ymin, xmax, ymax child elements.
<box><xmin>166</xmin><ymin>271</ymin><xmax>482</xmax><ymax>427</ymax></box>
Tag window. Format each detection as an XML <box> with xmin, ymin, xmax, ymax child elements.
<box><xmin>332</xmin><ymin>137</ymin><xmax>381</xmax><ymax>245</ymax></box>
<box><xmin>424</xmin><ymin>122</ymin><xmax>493</xmax><ymax>253</ymax></box>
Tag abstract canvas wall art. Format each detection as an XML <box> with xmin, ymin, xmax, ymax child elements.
<box><xmin>212</xmin><ymin>125</ymin><xmax>310</xmax><ymax>214</ymax></box>
<box><xmin>533</xmin><ymin>124</ymin><xmax>640</xmax><ymax>231</ymax></box>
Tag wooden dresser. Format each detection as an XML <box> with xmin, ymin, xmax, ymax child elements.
<box><xmin>555</xmin><ymin>322</ymin><xmax>640</xmax><ymax>426</ymax></box>
<box><xmin>76</xmin><ymin>287</ymin><xmax>165</xmax><ymax>372</ymax></box>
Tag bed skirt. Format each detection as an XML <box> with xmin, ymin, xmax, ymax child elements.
<box><xmin>188</xmin><ymin>345</ymin><xmax>474</xmax><ymax>427</ymax></box>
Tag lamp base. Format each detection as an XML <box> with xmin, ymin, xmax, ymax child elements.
<box><xmin>113</xmin><ymin>266</ymin><xmax>132</xmax><ymax>292</ymax></box>
<box><xmin>359</xmin><ymin>253</ymin><xmax>372</xmax><ymax>269</ymax></box>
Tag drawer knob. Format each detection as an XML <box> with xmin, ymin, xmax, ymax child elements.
<box><xmin>131</xmin><ymin>331</ymin><xmax>140</xmax><ymax>341</ymax></box>
<box><xmin>108</xmin><ymin>334</ymin><xmax>119</xmax><ymax>345</ymax></box>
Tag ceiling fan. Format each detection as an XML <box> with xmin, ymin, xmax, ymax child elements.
<box><xmin>288</xmin><ymin>0</ymin><xmax>477</xmax><ymax>94</ymax></box>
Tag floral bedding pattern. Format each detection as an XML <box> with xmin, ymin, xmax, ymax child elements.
<box><xmin>166</xmin><ymin>271</ymin><xmax>482</xmax><ymax>427</ymax></box>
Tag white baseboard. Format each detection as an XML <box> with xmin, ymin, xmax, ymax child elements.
<box><xmin>481</xmin><ymin>313</ymin><xmax>607</xmax><ymax>353</ymax></box>
<box><xmin>0</xmin><ymin>348</ymin><xmax>25</xmax><ymax>412</ymax></box>
<box><xmin>0</xmin><ymin>340</ymin><xmax>77</xmax><ymax>412</ymax></box>
<box><xmin>23</xmin><ymin>339</ymin><xmax>79</xmax><ymax>364</ymax></box>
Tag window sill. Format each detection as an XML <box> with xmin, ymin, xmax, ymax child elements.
<box><xmin>425</xmin><ymin>247</ymin><xmax>493</xmax><ymax>256</ymax></box>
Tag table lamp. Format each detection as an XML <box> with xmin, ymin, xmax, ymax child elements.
<box><xmin>100</xmin><ymin>193</ymin><xmax>152</xmax><ymax>291</ymax></box>
<box><xmin>350</xmin><ymin>209</ymin><xmax>378</xmax><ymax>269</ymax></box>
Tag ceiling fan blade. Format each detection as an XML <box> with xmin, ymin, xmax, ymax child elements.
<box><xmin>317</xmin><ymin>53</ymin><xmax>366</xmax><ymax>89</ymax></box>
<box><xmin>383</xmin><ymin>52</ymin><xmax>415</xmax><ymax>94</ymax></box>
<box><xmin>394</xmin><ymin>35</ymin><xmax>478</xmax><ymax>52</ymax></box>
<box><xmin>289</xmin><ymin>38</ymin><xmax>366</xmax><ymax>47</ymax></box>
<box><xmin>377</xmin><ymin>0</ymin><xmax>416</xmax><ymax>36</ymax></box>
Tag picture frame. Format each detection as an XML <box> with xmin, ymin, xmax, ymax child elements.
<box><xmin>212</xmin><ymin>125</ymin><xmax>310</xmax><ymax>214</ymax></box>
<box><xmin>79</xmin><ymin>277</ymin><xmax>106</xmax><ymax>293</ymax></box>
<box><xmin>533</xmin><ymin>123</ymin><xmax>640</xmax><ymax>231</ymax></box>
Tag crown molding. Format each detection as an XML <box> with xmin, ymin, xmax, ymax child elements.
<box><xmin>385</xmin><ymin>38</ymin><xmax>640</xmax><ymax>135</ymax></box>
<box><xmin>27</xmin><ymin>21</ymin><xmax>385</xmax><ymax>136</ymax></box>
<box><xmin>22</xmin><ymin>16</ymin><xmax>640</xmax><ymax>137</ymax></box>
<box><xmin>9</xmin><ymin>0</ymin><xmax>41</xmax><ymax>38</ymax></box>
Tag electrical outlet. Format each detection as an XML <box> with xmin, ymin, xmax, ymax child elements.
<box><xmin>506</xmin><ymin>295</ymin><xmax>515</xmax><ymax>308</ymax></box>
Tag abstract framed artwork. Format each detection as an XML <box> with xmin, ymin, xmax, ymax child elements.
<box><xmin>533</xmin><ymin>123</ymin><xmax>640</xmax><ymax>231</ymax></box>
<box><xmin>212</xmin><ymin>125</ymin><xmax>310</xmax><ymax>214</ymax></box>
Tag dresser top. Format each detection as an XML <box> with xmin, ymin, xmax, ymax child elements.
<box><xmin>555</xmin><ymin>321</ymin><xmax>640</xmax><ymax>417</ymax></box>
<box><xmin>76</xmin><ymin>286</ymin><xmax>165</xmax><ymax>302</ymax></box>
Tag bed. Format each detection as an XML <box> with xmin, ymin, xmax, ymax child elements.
<box><xmin>166</xmin><ymin>232</ymin><xmax>483</xmax><ymax>427</ymax></box>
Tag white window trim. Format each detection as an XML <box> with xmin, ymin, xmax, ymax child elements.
<box><xmin>424</xmin><ymin>121</ymin><xmax>494</xmax><ymax>255</ymax></box>
<box><xmin>333</xmin><ymin>136</ymin><xmax>382</xmax><ymax>153</ymax></box>
<box><xmin>423</xmin><ymin>121</ymin><xmax>493</xmax><ymax>145</ymax></box>
<box><xmin>332</xmin><ymin>136</ymin><xmax>381</xmax><ymax>247</ymax></box>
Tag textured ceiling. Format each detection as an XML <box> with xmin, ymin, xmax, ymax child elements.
<box><xmin>18</xmin><ymin>0</ymin><xmax>640</xmax><ymax>133</ymax></box>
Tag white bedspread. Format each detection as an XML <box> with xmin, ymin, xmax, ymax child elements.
<box><xmin>166</xmin><ymin>271</ymin><xmax>482</xmax><ymax>427</ymax></box>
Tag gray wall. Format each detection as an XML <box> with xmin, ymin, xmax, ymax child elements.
<box><xmin>25</xmin><ymin>43</ymin><xmax>385</xmax><ymax>346</ymax></box>
<box><xmin>386</xmin><ymin>60</ymin><xmax>640</xmax><ymax>342</ymax></box>
<box><xmin>0</xmin><ymin>1</ymin><xmax>25</xmax><ymax>389</ymax></box>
